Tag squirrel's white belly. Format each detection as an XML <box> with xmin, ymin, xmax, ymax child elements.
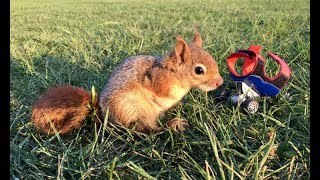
<box><xmin>153</xmin><ymin>97</ymin><xmax>180</xmax><ymax>111</ymax></box>
<box><xmin>153</xmin><ymin>84</ymin><xmax>189</xmax><ymax>111</ymax></box>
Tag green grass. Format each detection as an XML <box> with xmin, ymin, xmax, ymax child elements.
<box><xmin>10</xmin><ymin>0</ymin><xmax>310</xmax><ymax>179</ymax></box>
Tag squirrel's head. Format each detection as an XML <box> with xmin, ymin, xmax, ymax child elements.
<box><xmin>162</xmin><ymin>32</ymin><xmax>224</xmax><ymax>92</ymax></box>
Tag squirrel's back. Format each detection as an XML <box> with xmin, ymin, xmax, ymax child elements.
<box><xmin>101</xmin><ymin>55</ymin><xmax>161</xmax><ymax>95</ymax></box>
<box><xmin>99</xmin><ymin>55</ymin><xmax>164</xmax><ymax>128</ymax></box>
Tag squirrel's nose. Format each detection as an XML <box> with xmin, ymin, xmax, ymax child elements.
<box><xmin>214</xmin><ymin>76</ymin><xmax>224</xmax><ymax>87</ymax></box>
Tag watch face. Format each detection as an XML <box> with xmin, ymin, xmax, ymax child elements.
<box><xmin>241</xmin><ymin>81</ymin><xmax>260</xmax><ymax>98</ymax></box>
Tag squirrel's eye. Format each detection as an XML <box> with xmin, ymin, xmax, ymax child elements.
<box><xmin>195</xmin><ymin>66</ymin><xmax>204</xmax><ymax>75</ymax></box>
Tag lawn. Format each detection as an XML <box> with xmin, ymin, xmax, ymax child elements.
<box><xmin>10</xmin><ymin>0</ymin><xmax>310</xmax><ymax>179</ymax></box>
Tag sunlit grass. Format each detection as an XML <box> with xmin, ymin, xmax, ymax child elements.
<box><xmin>10</xmin><ymin>0</ymin><xmax>310</xmax><ymax>179</ymax></box>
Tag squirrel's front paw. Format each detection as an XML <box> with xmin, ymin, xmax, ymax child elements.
<box><xmin>166</xmin><ymin>117</ymin><xmax>189</xmax><ymax>132</ymax></box>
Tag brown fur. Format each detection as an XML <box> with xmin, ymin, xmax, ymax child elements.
<box><xmin>31</xmin><ymin>31</ymin><xmax>224</xmax><ymax>135</ymax></box>
<box><xmin>31</xmin><ymin>85</ymin><xmax>91</xmax><ymax>135</ymax></box>
<box><xmin>99</xmin><ymin>32</ymin><xmax>223</xmax><ymax>133</ymax></box>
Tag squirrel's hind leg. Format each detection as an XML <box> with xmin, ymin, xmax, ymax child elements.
<box><xmin>165</xmin><ymin>117</ymin><xmax>189</xmax><ymax>132</ymax></box>
<box><xmin>133</xmin><ymin>116</ymin><xmax>163</xmax><ymax>133</ymax></box>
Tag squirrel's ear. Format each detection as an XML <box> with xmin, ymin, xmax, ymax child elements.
<box><xmin>174</xmin><ymin>36</ymin><xmax>191</xmax><ymax>64</ymax></box>
<box><xmin>192</xmin><ymin>31</ymin><xmax>202</xmax><ymax>48</ymax></box>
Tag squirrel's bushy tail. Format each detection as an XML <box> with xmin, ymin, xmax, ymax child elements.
<box><xmin>31</xmin><ymin>85</ymin><xmax>94</xmax><ymax>135</ymax></box>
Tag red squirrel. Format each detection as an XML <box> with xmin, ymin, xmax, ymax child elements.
<box><xmin>31</xmin><ymin>31</ymin><xmax>224</xmax><ymax>135</ymax></box>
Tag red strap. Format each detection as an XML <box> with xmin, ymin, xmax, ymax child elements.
<box><xmin>267</xmin><ymin>52</ymin><xmax>291</xmax><ymax>78</ymax></box>
<box><xmin>227</xmin><ymin>52</ymin><xmax>257</xmax><ymax>77</ymax></box>
<box><xmin>248</xmin><ymin>45</ymin><xmax>262</xmax><ymax>54</ymax></box>
<box><xmin>242</xmin><ymin>45</ymin><xmax>262</xmax><ymax>75</ymax></box>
